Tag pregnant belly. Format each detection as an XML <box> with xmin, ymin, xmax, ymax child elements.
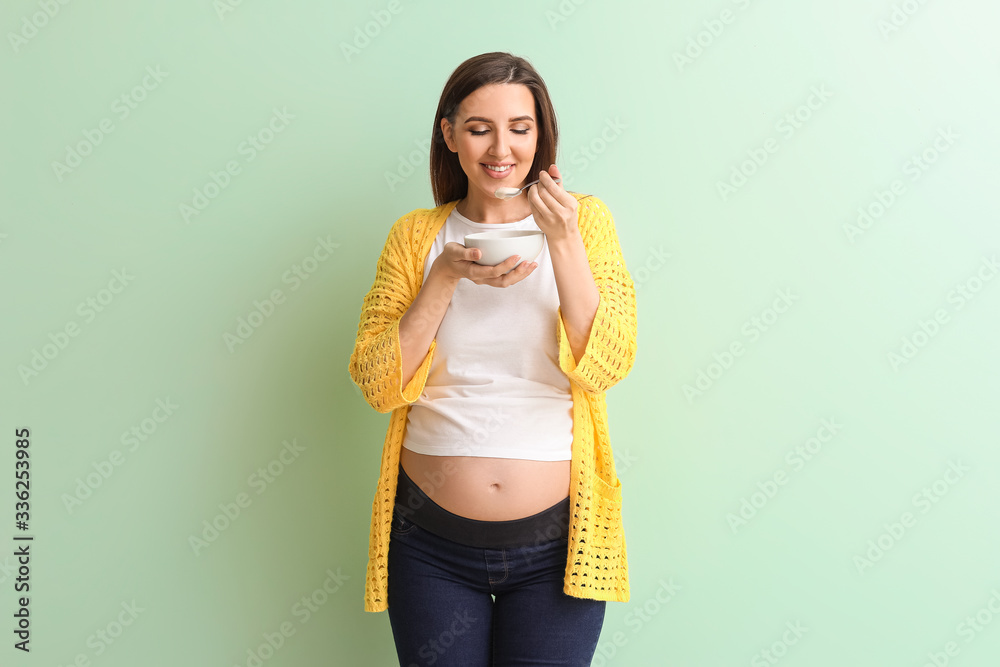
<box><xmin>399</xmin><ymin>447</ymin><xmax>571</xmax><ymax>521</ymax></box>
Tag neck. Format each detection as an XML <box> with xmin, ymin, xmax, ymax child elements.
<box><xmin>457</xmin><ymin>192</ymin><xmax>531</xmax><ymax>224</ymax></box>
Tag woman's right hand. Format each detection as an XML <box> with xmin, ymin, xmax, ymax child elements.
<box><xmin>432</xmin><ymin>242</ymin><xmax>538</xmax><ymax>287</ymax></box>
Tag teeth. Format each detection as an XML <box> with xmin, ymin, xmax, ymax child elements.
<box><xmin>484</xmin><ymin>164</ymin><xmax>512</xmax><ymax>172</ymax></box>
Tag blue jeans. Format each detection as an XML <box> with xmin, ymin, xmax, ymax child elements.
<box><xmin>386</xmin><ymin>503</ymin><xmax>607</xmax><ymax>666</ymax></box>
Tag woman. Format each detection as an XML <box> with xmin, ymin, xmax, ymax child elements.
<box><xmin>348</xmin><ymin>51</ymin><xmax>637</xmax><ymax>666</ymax></box>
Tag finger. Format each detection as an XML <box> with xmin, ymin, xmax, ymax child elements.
<box><xmin>536</xmin><ymin>180</ymin><xmax>560</xmax><ymax>208</ymax></box>
<box><xmin>539</xmin><ymin>166</ymin><xmax>561</xmax><ymax>188</ymax></box>
<box><xmin>491</xmin><ymin>259</ymin><xmax>513</xmax><ymax>278</ymax></box>
<box><xmin>540</xmin><ymin>168</ymin><xmax>573</xmax><ymax>207</ymax></box>
<box><xmin>548</xmin><ymin>163</ymin><xmax>562</xmax><ymax>180</ymax></box>
<box><xmin>500</xmin><ymin>257</ymin><xmax>524</xmax><ymax>278</ymax></box>
<box><xmin>528</xmin><ymin>184</ymin><xmax>552</xmax><ymax>218</ymax></box>
<box><xmin>477</xmin><ymin>255</ymin><xmax>520</xmax><ymax>282</ymax></box>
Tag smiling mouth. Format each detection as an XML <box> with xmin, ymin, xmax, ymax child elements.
<box><xmin>482</xmin><ymin>163</ymin><xmax>513</xmax><ymax>173</ymax></box>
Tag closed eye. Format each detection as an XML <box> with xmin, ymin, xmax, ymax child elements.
<box><xmin>470</xmin><ymin>129</ymin><xmax>530</xmax><ymax>136</ymax></box>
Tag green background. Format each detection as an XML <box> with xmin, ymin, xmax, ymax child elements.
<box><xmin>3</xmin><ymin>0</ymin><xmax>999</xmax><ymax>665</ymax></box>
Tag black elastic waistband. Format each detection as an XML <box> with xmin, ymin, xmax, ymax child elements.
<box><xmin>393</xmin><ymin>463</ymin><xmax>570</xmax><ymax>549</ymax></box>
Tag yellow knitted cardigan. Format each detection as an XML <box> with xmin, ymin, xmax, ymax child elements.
<box><xmin>348</xmin><ymin>192</ymin><xmax>637</xmax><ymax>612</ymax></box>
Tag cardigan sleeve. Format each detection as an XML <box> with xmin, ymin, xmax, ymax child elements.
<box><xmin>347</xmin><ymin>216</ymin><xmax>436</xmax><ymax>414</ymax></box>
<box><xmin>556</xmin><ymin>196</ymin><xmax>637</xmax><ymax>394</ymax></box>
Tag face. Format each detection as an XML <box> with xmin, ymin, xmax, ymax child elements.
<box><xmin>441</xmin><ymin>83</ymin><xmax>539</xmax><ymax>201</ymax></box>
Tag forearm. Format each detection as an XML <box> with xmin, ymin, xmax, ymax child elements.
<box><xmin>548</xmin><ymin>231</ymin><xmax>600</xmax><ymax>365</ymax></box>
<box><xmin>398</xmin><ymin>266</ymin><xmax>459</xmax><ymax>388</ymax></box>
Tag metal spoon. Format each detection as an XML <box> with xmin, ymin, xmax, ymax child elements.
<box><xmin>494</xmin><ymin>178</ymin><xmax>562</xmax><ymax>199</ymax></box>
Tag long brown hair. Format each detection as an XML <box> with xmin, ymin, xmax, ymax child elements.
<box><xmin>430</xmin><ymin>52</ymin><xmax>558</xmax><ymax>207</ymax></box>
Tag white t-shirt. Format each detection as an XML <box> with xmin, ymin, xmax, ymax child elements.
<box><xmin>401</xmin><ymin>205</ymin><xmax>574</xmax><ymax>461</ymax></box>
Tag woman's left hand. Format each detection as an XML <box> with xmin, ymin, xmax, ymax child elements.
<box><xmin>527</xmin><ymin>164</ymin><xmax>579</xmax><ymax>244</ymax></box>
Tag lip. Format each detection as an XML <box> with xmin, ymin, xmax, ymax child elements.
<box><xmin>481</xmin><ymin>162</ymin><xmax>514</xmax><ymax>179</ymax></box>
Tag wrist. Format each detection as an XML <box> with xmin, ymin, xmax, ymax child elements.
<box><xmin>429</xmin><ymin>259</ymin><xmax>459</xmax><ymax>285</ymax></box>
<box><xmin>547</xmin><ymin>229</ymin><xmax>585</xmax><ymax>255</ymax></box>
<box><xmin>427</xmin><ymin>262</ymin><xmax>461</xmax><ymax>295</ymax></box>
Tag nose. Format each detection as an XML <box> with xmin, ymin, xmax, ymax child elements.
<box><xmin>489</xmin><ymin>131</ymin><xmax>508</xmax><ymax>158</ymax></box>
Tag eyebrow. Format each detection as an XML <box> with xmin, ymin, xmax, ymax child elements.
<box><xmin>464</xmin><ymin>115</ymin><xmax>534</xmax><ymax>123</ymax></box>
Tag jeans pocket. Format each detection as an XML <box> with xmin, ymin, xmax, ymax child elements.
<box><xmin>390</xmin><ymin>506</ymin><xmax>418</xmax><ymax>537</ymax></box>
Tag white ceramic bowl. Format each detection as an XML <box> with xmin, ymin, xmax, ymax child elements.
<box><xmin>464</xmin><ymin>230</ymin><xmax>544</xmax><ymax>267</ymax></box>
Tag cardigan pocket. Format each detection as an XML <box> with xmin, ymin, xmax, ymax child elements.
<box><xmin>588</xmin><ymin>473</ymin><xmax>623</xmax><ymax>552</ymax></box>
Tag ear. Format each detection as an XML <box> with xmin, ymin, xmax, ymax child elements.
<box><xmin>440</xmin><ymin>117</ymin><xmax>457</xmax><ymax>152</ymax></box>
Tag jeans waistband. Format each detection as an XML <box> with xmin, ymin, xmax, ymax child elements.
<box><xmin>393</xmin><ymin>463</ymin><xmax>571</xmax><ymax>549</ymax></box>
